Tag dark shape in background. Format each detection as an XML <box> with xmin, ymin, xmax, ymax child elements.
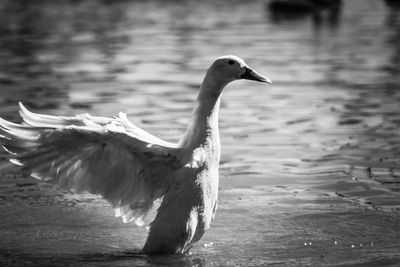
<box><xmin>267</xmin><ymin>0</ymin><xmax>342</xmax><ymax>29</ymax></box>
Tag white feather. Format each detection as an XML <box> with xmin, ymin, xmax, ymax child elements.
<box><xmin>1</xmin><ymin>103</ymin><xmax>182</xmax><ymax>226</ymax></box>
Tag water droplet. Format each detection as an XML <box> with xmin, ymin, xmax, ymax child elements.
<box><xmin>203</xmin><ymin>242</ymin><xmax>214</xmax><ymax>248</ymax></box>
<box><xmin>371</xmin><ymin>242</ymin><xmax>374</xmax><ymax>246</ymax></box>
<box><xmin>351</xmin><ymin>244</ymin><xmax>355</xmax><ymax>248</ymax></box>
<box><xmin>308</xmin><ymin>242</ymin><xmax>312</xmax><ymax>245</ymax></box>
<box><xmin>360</xmin><ymin>244</ymin><xmax>363</xmax><ymax>247</ymax></box>
<box><xmin>304</xmin><ymin>242</ymin><xmax>308</xmax><ymax>246</ymax></box>
<box><xmin>334</xmin><ymin>241</ymin><xmax>338</xmax><ymax>245</ymax></box>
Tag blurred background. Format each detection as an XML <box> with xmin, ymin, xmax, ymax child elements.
<box><xmin>0</xmin><ymin>0</ymin><xmax>400</xmax><ymax>266</ymax></box>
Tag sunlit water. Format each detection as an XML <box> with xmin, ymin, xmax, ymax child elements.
<box><xmin>0</xmin><ymin>0</ymin><xmax>400</xmax><ymax>266</ymax></box>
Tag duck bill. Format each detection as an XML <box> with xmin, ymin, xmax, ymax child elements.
<box><xmin>241</xmin><ymin>67</ymin><xmax>272</xmax><ymax>84</ymax></box>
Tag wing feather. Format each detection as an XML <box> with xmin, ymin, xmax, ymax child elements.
<box><xmin>18</xmin><ymin>102</ymin><xmax>177</xmax><ymax>148</ymax></box>
<box><xmin>0</xmin><ymin>104</ymin><xmax>183</xmax><ymax>226</ymax></box>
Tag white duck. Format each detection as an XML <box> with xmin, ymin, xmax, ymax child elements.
<box><xmin>0</xmin><ymin>55</ymin><xmax>271</xmax><ymax>254</ymax></box>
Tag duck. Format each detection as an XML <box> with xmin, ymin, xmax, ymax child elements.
<box><xmin>0</xmin><ymin>55</ymin><xmax>271</xmax><ymax>254</ymax></box>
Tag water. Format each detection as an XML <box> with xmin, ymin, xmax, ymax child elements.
<box><xmin>0</xmin><ymin>0</ymin><xmax>400</xmax><ymax>266</ymax></box>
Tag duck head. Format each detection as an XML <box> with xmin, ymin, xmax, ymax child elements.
<box><xmin>207</xmin><ymin>55</ymin><xmax>272</xmax><ymax>85</ymax></box>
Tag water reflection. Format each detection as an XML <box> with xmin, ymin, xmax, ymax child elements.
<box><xmin>0</xmin><ymin>2</ymin><xmax>63</xmax><ymax>111</ymax></box>
<box><xmin>0</xmin><ymin>0</ymin><xmax>131</xmax><ymax>112</ymax></box>
<box><xmin>1</xmin><ymin>249</ymin><xmax>209</xmax><ymax>267</ymax></box>
<box><xmin>0</xmin><ymin>1</ymin><xmax>49</xmax><ymax>75</ymax></box>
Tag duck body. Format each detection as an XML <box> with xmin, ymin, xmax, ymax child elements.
<box><xmin>144</xmin><ymin>91</ymin><xmax>221</xmax><ymax>254</ymax></box>
<box><xmin>0</xmin><ymin>55</ymin><xmax>270</xmax><ymax>254</ymax></box>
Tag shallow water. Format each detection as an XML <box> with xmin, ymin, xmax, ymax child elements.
<box><xmin>1</xmin><ymin>0</ymin><xmax>400</xmax><ymax>266</ymax></box>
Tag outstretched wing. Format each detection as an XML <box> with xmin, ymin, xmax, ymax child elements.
<box><xmin>0</xmin><ymin>103</ymin><xmax>183</xmax><ymax>226</ymax></box>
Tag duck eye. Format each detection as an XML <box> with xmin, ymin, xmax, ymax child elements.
<box><xmin>228</xmin><ymin>60</ymin><xmax>235</xmax><ymax>65</ymax></box>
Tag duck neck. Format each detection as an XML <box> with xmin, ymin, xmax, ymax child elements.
<box><xmin>179</xmin><ymin>74</ymin><xmax>226</xmax><ymax>150</ymax></box>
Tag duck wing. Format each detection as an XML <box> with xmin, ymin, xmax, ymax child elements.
<box><xmin>0</xmin><ymin>103</ymin><xmax>183</xmax><ymax>226</ymax></box>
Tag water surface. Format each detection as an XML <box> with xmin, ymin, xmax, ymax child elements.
<box><xmin>1</xmin><ymin>0</ymin><xmax>400</xmax><ymax>266</ymax></box>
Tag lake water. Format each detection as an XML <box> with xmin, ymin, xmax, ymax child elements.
<box><xmin>1</xmin><ymin>0</ymin><xmax>400</xmax><ymax>266</ymax></box>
